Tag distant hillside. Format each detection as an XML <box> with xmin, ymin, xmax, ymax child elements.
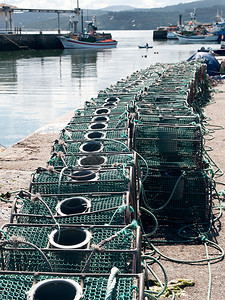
<box><xmin>12</xmin><ymin>0</ymin><xmax>225</xmax><ymax>31</ymax></box>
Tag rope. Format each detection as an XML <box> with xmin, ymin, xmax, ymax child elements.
<box><xmin>18</xmin><ymin>190</ymin><xmax>60</xmax><ymax>229</ymax></box>
<box><xmin>105</xmin><ymin>267</ymin><xmax>120</xmax><ymax>300</ymax></box>
<box><xmin>82</xmin><ymin>220</ymin><xmax>138</xmax><ymax>273</ymax></box>
<box><xmin>142</xmin><ymin>255</ymin><xmax>168</xmax><ymax>298</ymax></box>
<box><xmin>108</xmin><ymin>204</ymin><xmax>134</xmax><ymax>225</ymax></box>
<box><xmin>140</xmin><ymin>170</ymin><xmax>185</xmax><ymax>213</ymax></box>
<box><xmin>0</xmin><ymin>237</ymin><xmax>53</xmax><ymax>272</ymax></box>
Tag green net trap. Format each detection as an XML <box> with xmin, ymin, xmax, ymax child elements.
<box><xmin>141</xmin><ymin>169</ymin><xmax>212</xmax><ymax>223</ymax></box>
<box><xmin>59</xmin><ymin>128</ymin><xmax>130</xmax><ymax>142</ymax></box>
<box><xmin>0</xmin><ymin>224</ymin><xmax>140</xmax><ymax>274</ymax></box>
<box><xmin>0</xmin><ymin>272</ymin><xmax>143</xmax><ymax>300</ymax></box>
<box><xmin>48</xmin><ymin>152</ymin><xmax>134</xmax><ymax>170</ymax></box>
<box><xmin>137</xmin><ymin>113</ymin><xmax>200</xmax><ymax>125</ymax></box>
<box><xmin>29</xmin><ymin>167</ymin><xmax>135</xmax><ymax>195</ymax></box>
<box><xmin>51</xmin><ymin>139</ymin><xmax>130</xmax><ymax>154</ymax></box>
<box><xmin>11</xmin><ymin>192</ymin><xmax>133</xmax><ymax>226</ymax></box>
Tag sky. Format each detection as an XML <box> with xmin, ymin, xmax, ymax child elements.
<box><xmin>7</xmin><ymin>0</ymin><xmax>198</xmax><ymax>10</ymax></box>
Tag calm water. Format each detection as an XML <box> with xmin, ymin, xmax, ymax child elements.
<box><xmin>0</xmin><ymin>30</ymin><xmax>220</xmax><ymax>147</ymax></box>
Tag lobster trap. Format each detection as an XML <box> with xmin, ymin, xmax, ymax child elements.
<box><xmin>59</xmin><ymin>128</ymin><xmax>131</xmax><ymax>144</ymax></box>
<box><xmin>133</xmin><ymin>123</ymin><xmax>203</xmax><ymax>169</ymax></box>
<box><xmin>0</xmin><ymin>271</ymin><xmax>144</xmax><ymax>300</ymax></box>
<box><xmin>141</xmin><ymin>169</ymin><xmax>212</xmax><ymax>223</ymax></box>
<box><xmin>136</xmin><ymin>113</ymin><xmax>200</xmax><ymax>126</ymax></box>
<box><xmin>29</xmin><ymin>166</ymin><xmax>136</xmax><ymax>196</ymax></box>
<box><xmin>48</xmin><ymin>151</ymin><xmax>135</xmax><ymax>170</ymax></box>
<box><xmin>51</xmin><ymin>137</ymin><xmax>131</xmax><ymax>154</ymax></box>
<box><xmin>10</xmin><ymin>191</ymin><xmax>135</xmax><ymax>225</ymax></box>
<box><xmin>0</xmin><ymin>224</ymin><xmax>141</xmax><ymax>274</ymax></box>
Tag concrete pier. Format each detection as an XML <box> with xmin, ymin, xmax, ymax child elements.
<box><xmin>0</xmin><ymin>33</ymin><xmax>64</xmax><ymax>51</ymax></box>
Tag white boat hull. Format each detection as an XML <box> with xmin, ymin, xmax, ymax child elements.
<box><xmin>167</xmin><ymin>32</ymin><xmax>178</xmax><ymax>39</ymax></box>
<box><xmin>175</xmin><ymin>33</ymin><xmax>219</xmax><ymax>43</ymax></box>
<box><xmin>58</xmin><ymin>36</ymin><xmax>118</xmax><ymax>49</ymax></box>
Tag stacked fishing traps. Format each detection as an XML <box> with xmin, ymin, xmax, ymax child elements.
<box><xmin>0</xmin><ymin>61</ymin><xmax>215</xmax><ymax>299</ymax></box>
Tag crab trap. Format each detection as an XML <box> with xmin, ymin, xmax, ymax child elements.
<box><xmin>135</xmin><ymin>93</ymin><xmax>189</xmax><ymax>103</ymax></box>
<box><xmin>64</xmin><ymin>118</ymin><xmax>129</xmax><ymax>130</ymax></box>
<box><xmin>136</xmin><ymin>113</ymin><xmax>200</xmax><ymax>126</ymax></box>
<box><xmin>74</xmin><ymin>105</ymin><xmax>130</xmax><ymax>117</ymax></box>
<box><xmin>83</xmin><ymin>95</ymin><xmax>135</xmax><ymax>108</ymax></box>
<box><xmin>10</xmin><ymin>191</ymin><xmax>135</xmax><ymax>225</ymax></box>
<box><xmin>58</xmin><ymin>127</ymin><xmax>131</xmax><ymax>143</ymax></box>
<box><xmin>141</xmin><ymin>169</ymin><xmax>212</xmax><ymax>223</ymax></box>
<box><xmin>67</xmin><ymin>112</ymin><xmax>129</xmax><ymax>129</ymax></box>
<box><xmin>0</xmin><ymin>223</ymin><xmax>141</xmax><ymax>274</ymax></box>
<box><xmin>136</xmin><ymin>105</ymin><xmax>194</xmax><ymax>116</ymax></box>
<box><xmin>51</xmin><ymin>138</ymin><xmax>131</xmax><ymax>155</ymax></box>
<box><xmin>133</xmin><ymin>124</ymin><xmax>203</xmax><ymax>169</ymax></box>
<box><xmin>69</xmin><ymin>112</ymin><xmax>127</xmax><ymax>124</ymax></box>
<box><xmin>29</xmin><ymin>166</ymin><xmax>136</xmax><ymax>196</ymax></box>
<box><xmin>47</xmin><ymin>151</ymin><xmax>135</xmax><ymax>170</ymax></box>
<box><xmin>0</xmin><ymin>271</ymin><xmax>144</xmax><ymax>300</ymax></box>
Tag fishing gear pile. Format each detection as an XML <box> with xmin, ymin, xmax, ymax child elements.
<box><xmin>0</xmin><ymin>60</ymin><xmax>223</xmax><ymax>300</ymax></box>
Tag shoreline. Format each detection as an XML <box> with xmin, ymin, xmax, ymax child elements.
<box><xmin>0</xmin><ymin>109</ymin><xmax>74</xmax><ymax>225</ymax></box>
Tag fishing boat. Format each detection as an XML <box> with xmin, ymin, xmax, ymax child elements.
<box><xmin>58</xmin><ymin>19</ymin><xmax>118</xmax><ymax>49</ymax></box>
<box><xmin>175</xmin><ymin>32</ymin><xmax>219</xmax><ymax>43</ymax></box>
<box><xmin>211</xmin><ymin>10</ymin><xmax>225</xmax><ymax>38</ymax></box>
<box><xmin>173</xmin><ymin>9</ymin><xmax>219</xmax><ymax>43</ymax></box>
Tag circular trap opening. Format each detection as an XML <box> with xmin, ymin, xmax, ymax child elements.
<box><xmin>85</xmin><ymin>131</ymin><xmax>106</xmax><ymax>140</ymax></box>
<box><xmin>56</xmin><ymin>197</ymin><xmax>90</xmax><ymax>216</ymax></box>
<box><xmin>89</xmin><ymin>123</ymin><xmax>107</xmax><ymax>130</ymax></box>
<box><xmin>71</xmin><ymin>170</ymin><xmax>97</xmax><ymax>181</ymax></box>
<box><xmin>80</xmin><ymin>141</ymin><xmax>103</xmax><ymax>152</ymax></box>
<box><xmin>28</xmin><ymin>279</ymin><xmax>82</xmax><ymax>300</ymax></box>
<box><xmin>103</xmin><ymin>102</ymin><xmax>116</xmax><ymax>109</ymax></box>
<box><xmin>105</xmin><ymin>96</ymin><xmax>119</xmax><ymax>103</ymax></box>
<box><xmin>49</xmin><ymin>228</ymin><xmax>91</xmax><ymax>249</ymax></box>
<box><xmin>95</xmin><ymin>108</ymin><xmax>110</xmax><ymax>115</ymax></box>
<box><xmin>78</xmin><ymin>155</ymin><xmax>106</xmax><ymax>166</ymax></box>
<box><xmin>92</xmin><ymin>116</ymin><xmax>109</xmax><ymax>122</ymax></box>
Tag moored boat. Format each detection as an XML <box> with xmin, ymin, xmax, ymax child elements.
<box><xmin>167</xmin><ymin>31</ymin><xmax>178</xmax><ymax>39</ymax></box>
<box><xmin>175</xmin><ymin>32</ymin><xmax>219</xmax><ymax>43</ymax></box>
<box><xmin>58</xmin><ymin>20</ymin><xmax>118</xmax><ymax>49</ymax></box>
<box><xmin>58</xmin><ymin>35</ymin><xmax>118</xmax><ymax>49</ymax></box>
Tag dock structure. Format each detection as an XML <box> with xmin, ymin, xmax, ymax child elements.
<box><xmin>0</xmin><ymin>61</ymin><xmax>223</xmax><ymax>299</ymax></box>
<box><xmin>0</xmin><ymin>4</ymin><xmax>80</xmax><ymax>50</ymax></box>
<box><xmin>0</xmin><ymin>4</ymin><xmax>80</xmax><ymax>34</ymax></box>
<box><xmin>153</xmin><ymin>28</ymin><xmax>168</xmax><ymax>39</ymax></box>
